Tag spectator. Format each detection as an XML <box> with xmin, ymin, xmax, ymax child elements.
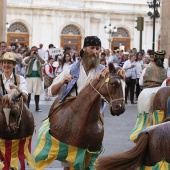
<box><xmin>123</xmin><ymin>54</ymin><xmax>136</xmax><ymax>104</ymax></box>
<box><xmin>44</xmin><ymin>57</ymin><xmax>54</xmax><ymax>101</ymax></box>
<box><xmin>135</xmin><ymin>52</ymin><xmax>144</xmax><ymax>99</ymax></box>
<box><xmin>45</xmin><ymin>44</ymin><xmax>55</xmax><ymax>61</ymax></box>
<box><xmin>38</xmin><ymin>43</ymin><xmax>46</xmax><ymax>60</ymax></box>
<box><xmin>23</xmin><ymin>46</ymin><xmax>46</xmax><ymax>112</ymax></box>
<box><xmin>100</xmin><ymin>58</ymin><xmax>106</xmax><ymax>66</ymax></box>
<box><xmin>0</xmin><ymin>52</ymin><xmax>28</xmax><ymax>102</ymax></box>
<box><xmin>61</xmin><ymin>53</ymin><xmax>72</xmax><ymax>70</ymax></box>
<box><xmin>72</xmin><ymin>51</ymin><xmax>80</xmax><ymax>62</ymax></box>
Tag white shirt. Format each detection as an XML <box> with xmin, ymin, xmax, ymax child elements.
<box><xmin>2</xmin><ymin>73</ymin><xmax>28</xmax><ymax>95</ymax></box>
<box><xmin>105</xmin><ymin>55</ymin><xmax>114</xmax><ymax>66</ymax></box>
<box><xmin>44</xmin><ymin>50</ymin><xmax>56</xmax><ymax>61</ymax></box>
<box><xmin>135</xmin><ymin>60</ymin><xmax>143</xmax><ymax>79</ymax></box>
<box><xmin>44</xmin><ymin>64</ymin><xmax>54</xmax><ymax>78</ymax></box>
<box><xmin>123</xmin><ymin>60</ymin><xmax>136</xmax><ymax>79</ymax></box>
<box><xmin>38</xmin><ymin>48</ymin><xmax>46</xmax><ymax>60</ymax></box>
<box><xmin>48</xmin><ymin>62</ymin><xmax>95</xmax><ymax>97</ymax></box>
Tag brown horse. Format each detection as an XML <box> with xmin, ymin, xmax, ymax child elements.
<box><xmin>96</xmin><ymin>87</ymin><xmax>170</xmax><ymax>170</ymax></box>
<box><xmin>34</xmin><ymin>63</ymin><xmax>125</xmax><ymax>170</ymax></box>
<box><xmin>96</xmin><ymin>120</ymin><xmax>170</xmax><ymax>170</ymax></box>
<box><xmin>129</xmin><ymin>86</ymin><xmax>170</xmax><ymax>142</ymax></box>
<box><xmin>0</xmin><ymin>89</ymin><xmax>35</xmax><ymax>170</ymax></box>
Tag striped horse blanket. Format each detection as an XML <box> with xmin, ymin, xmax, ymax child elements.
<box><xmin>34</xmin><ymin>119</ymin><xmax>102</xmax><ymax>170</ymax></box>
<box><xmin>139</xmin><ymin>160</ymin><xmax>170</xmax><ymax>170</ymax></box>
<box><xmin>0</xmin><ymin>136</ymin><xmax>35</xmax><ymax>170</ymax></box>
<box><xmin>130</xmin><ymin>110</ymin><xmax>164</xmax><ymax>142</ymax></box>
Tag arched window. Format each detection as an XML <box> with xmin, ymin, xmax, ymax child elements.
<box><xmin>112</xmin><ymin>27</ymin><xmax>129</xmax><ymax>38</ymax></box>
<box><xmin>8</xmin><ymin>22</ymin><xmax>28</xmax><ymax>33</ymax></box>
<box><xmin>61</xmin><ymin>25</ymin><xmax>80</xmax><ymax>35</ymax></box>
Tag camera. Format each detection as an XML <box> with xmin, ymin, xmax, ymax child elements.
<box><xmin>33</xmin><ymin>51</ymin><xmax>37</xmax><ymax>54</ymax></box>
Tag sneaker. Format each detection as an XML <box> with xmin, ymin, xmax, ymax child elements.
<box><xmin>36</xmin><ymin>108</ymin><xmax>42</xmax><ymax>112</ymax></box>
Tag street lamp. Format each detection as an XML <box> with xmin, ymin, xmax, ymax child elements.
<box><xmin>104</xmin><ymin>23</ymin><xmax>117</xmax><ymax>49</ymax></box>
<box><xmin>6</xmin><ymin>22</ymin><xmax>10</xmax><ymax>29</ymax></box>
<box><xmin>147</xmin><ymin>0</ymin><xmax>160</xmax><ymax>51</ymax></box>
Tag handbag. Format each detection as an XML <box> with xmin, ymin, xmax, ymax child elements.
<box><xmin>44</xmin><ymin>74</ymin><xmax>54</xmax><ymax>87</ymax></box>
<box><xmin>125</xmin><ymin>77</ymin><xmax>131</xmax><ymax>84</ymax></box>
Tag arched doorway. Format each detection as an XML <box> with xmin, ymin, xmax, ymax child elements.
<box><xmin>7</xmin><ymin>22</ymin><xmax>29</xmax><ymax>47</ymax></box>
<box><xmin>111</xmin><ymin>27</ymin><xmax>130</xmax><ymax>51</ymax></box>
<box><xmin>60</xmin><ymin>25</ymin><xmax>81</xmax><ymax>51</ymax></box>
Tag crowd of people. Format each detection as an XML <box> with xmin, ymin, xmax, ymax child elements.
<box><xmin>0</xmin><ymin>40</ymin><xmax>169</xmax><ymax>113</ymax></box>
<box><xmin>0</xmin><ymin>37</ymin><xmax>170</xmax><ymax>170</ymax></box>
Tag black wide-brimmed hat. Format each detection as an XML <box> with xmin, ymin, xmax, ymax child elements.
<box><xmin>154</xmin><ymin>50</ymin><xmax>166</xmax><ymax>60</ymax></box>
<box><xmin>83</xmin><ymin>36</ymin><xmax>101</xmax><ymax>48</ymax></box>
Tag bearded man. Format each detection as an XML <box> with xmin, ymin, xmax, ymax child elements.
<box><xmin>49</xmin><ymin>36</ymin><xmax>104</xmax><ymax>170</ymax></box>
<box><xmin>49</xmin><ymin>36</ymin><xmax>103</xmax><ymax>98</ymax></box>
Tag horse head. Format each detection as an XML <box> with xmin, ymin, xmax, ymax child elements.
<box><xmin>2</xmin><ymin>89</ymin><xmax>23</xmax><ymax>134</ymax></box>
<box><xmin>94</xmin><ymin>63</ymin><xmax>125</xmax><ymax>116</ymax></box>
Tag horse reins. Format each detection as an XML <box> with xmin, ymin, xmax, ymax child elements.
<box><xmin>17</xmin><ymin>96</ymin><xmax>24</xmax><ymax>128</ymax></box>
<box><xmin>89</xmin><ymin>75</ymin><xmax>124</xmax><ymax>104</ymax></box>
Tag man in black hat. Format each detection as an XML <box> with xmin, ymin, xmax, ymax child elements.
<box><xmin>47</xmin><ymin>36</ymin><xmax>124</xmax><ymax>170</ymax></box>
<box><xmin>49</xmin><ymin>36</ymin><xmax>103</xmax><ymax>97</ymax></box>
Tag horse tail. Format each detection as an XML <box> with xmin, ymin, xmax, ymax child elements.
<box><xmin>96</xmin><ymin>133</ymin><xmax>149</xmax><ymax>170</ymax></box>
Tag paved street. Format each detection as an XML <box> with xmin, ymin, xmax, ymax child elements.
<box><xmin>26</xmin><ymin>93</ymin><xmax>138</xmax><ymax>169</ymax></box>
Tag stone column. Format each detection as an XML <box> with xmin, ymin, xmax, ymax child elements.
<box><xmin>0</xmin><ymin>0</ymin><xmax>7</xmax><ymax>41</ymax></box>
<box><xmin>161</xmin><ymin>0</ymin><xmax>170</xmax><ymax>55</ymax></box>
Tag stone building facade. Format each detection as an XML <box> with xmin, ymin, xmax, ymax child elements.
<box><xmin>161</xmin><ymin>0</ymin><xmax>170</xmax><ymax>55</ymax></box>
<box><xmin>0</xmin><ymin>0</ymin><xmax>7</xmax><ymax>41</ymax></box>
<box><xmin>5</xmin><ymin>0</ymin><xmax>161</xmax><ymax>52</ymax></box>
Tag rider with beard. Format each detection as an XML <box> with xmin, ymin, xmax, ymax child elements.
<box><xmin>48</xmin><ymin>36</ymin><xmax>125</xmax><ymax>170</ymax></box>
<box><xmin>49</xmin><ymin>36</ymin><xmax>103</xmax><ymax>98</ymax></box>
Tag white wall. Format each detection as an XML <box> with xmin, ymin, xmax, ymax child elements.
<box><xmin>6</xmin><ymin>0</ymin><xmax>160</xmax><ymax>51</ymax></box>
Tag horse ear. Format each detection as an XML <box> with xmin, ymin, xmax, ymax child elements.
<box><xmin>108</xmin><ymin>63</ymin><xmax>116</xmax><ymax>73</ymax></box>
<box><xmin>12</xmin><ymin>92</ymin><xmax>22</xmax><ymax>101</ymax></box>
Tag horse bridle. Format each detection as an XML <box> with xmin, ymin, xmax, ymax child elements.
<box><xmin>89</xmin><ymin>75</ymin><xmax>124</xmax><ymax>104</ymax></box>
<box><xmin>16</xmin><ymin>96</ymin><xmax>23</xmax><ymax>128</ymax></box>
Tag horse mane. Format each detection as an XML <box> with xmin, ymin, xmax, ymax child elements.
<box><xmin>2</xmin><ymin>89</ymin><xmax>19</xmax><ymax>108</ymax></box>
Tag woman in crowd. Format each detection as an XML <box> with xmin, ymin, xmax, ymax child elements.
<box><xmin>61</xmin><ymin>53</ymin><xmax>72</xmax><ymax>70</ymax></box>
<box><xmin>135</xmin><ymin>52</ymin><xmax>143</xmax><ymax>100</ymax></box>
<box><xmin>123</xmin><ymin>54</ymin><xmax>137</xmax><ymax>104</ymax></box>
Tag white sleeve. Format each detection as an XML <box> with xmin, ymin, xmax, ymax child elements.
<box><xmin>19</xmin><ymin>75</ymin><xmax>28</xmax><ymax>95</ymax></box>
<box><xmin>48</xmin><ymin>66</ymin><xmax>71</xmax><ymax>97</ymax></box>
<box><xmin>44</xmin><ymin>52</ymin><xmax>49</xmax><ymax>61</ymax></box>
<box><xmin>139</xmin><ymin>67</ymin><xmax>146</xmax><ymax>86</ymax></box>
<box><xmin>22</xmin><ymin>57</ymin><xmax>29</xmax><ymax>66</ymax></box>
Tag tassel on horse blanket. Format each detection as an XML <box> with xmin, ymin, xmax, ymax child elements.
<box><xmin>34</xmin><ymin>119</ymin><xmax>103</xmax><ymax>170</ymax></box>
